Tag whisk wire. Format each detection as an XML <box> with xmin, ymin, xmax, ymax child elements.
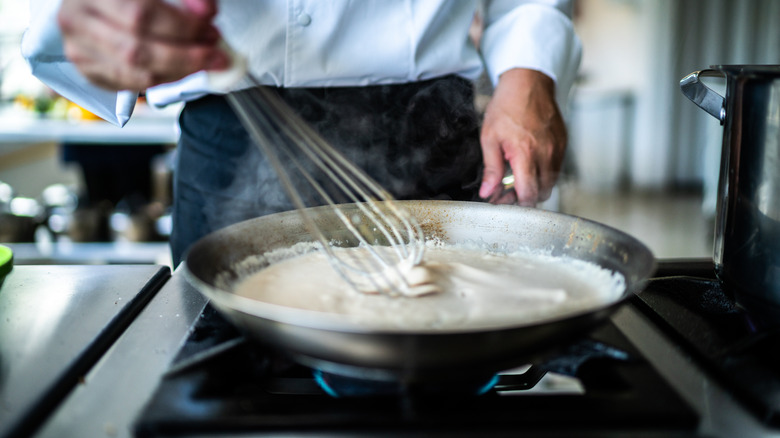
<box><xmin>225</xmin><ymin>77</ymin><xmax>425</xmax><ymax>296</ymax></box>
<box><xmin>252</xmin><ymin>87</ymin><xmax>419</xmax><ymax>264</ymax></box>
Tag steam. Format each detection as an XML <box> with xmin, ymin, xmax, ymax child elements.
<box><xmin>201</xmin><ymin>76</ymin><xmax>483</xmax><ymax>233</ymax></box>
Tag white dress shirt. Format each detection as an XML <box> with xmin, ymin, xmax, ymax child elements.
<box><xmin>22</xmin><ymin>0</ymin><xmax>581</xmax><ymax>126</ymax></box>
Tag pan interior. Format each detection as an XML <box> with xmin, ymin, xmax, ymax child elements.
<box><xmin>230</xmin><ymin>242</ymin><xmax>627</xmax><ymax>332</ymax></box>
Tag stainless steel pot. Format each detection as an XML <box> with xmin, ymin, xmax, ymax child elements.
<box><xmin>183</xmin><ymin>201</ymin><xmax>655</xmax><ymax>382</ymax></box>
<box><xmin>681</xmin><ymin>65</ymin><xmax>780</xmax><ymax>323</ymax></box>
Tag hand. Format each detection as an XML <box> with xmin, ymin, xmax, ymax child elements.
<box><xmin>479</xmin><ymin>68</ymin><xmax>567</xmax><ymax>206</ymax></box>
<box><xmin>57</xmin><ymin>0</ymin><xmax>229</xmax><ymax>91</ymax></box>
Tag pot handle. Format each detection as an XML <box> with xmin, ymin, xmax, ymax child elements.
<box><xmin>680</xmin><ymin>69</ymin><xmax>726</xmax><ymax>125</ymax></box>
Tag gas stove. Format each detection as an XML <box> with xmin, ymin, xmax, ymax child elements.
<box><xmin>4</xmin><ymin>260</ymin><xmax>780</xmax><ymax>438</ymax></box>
<box><xmin>132</xmin><ymin>305</ymin><xmax>696</xmax><ymax>437</ymax></box>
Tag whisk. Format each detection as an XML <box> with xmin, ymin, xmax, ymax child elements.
<box><xmin>212</xmin><ymin>67</ymin><xmax>427</xmax><ymax>296</ymax></box>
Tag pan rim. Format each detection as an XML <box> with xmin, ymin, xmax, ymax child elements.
<box><xmin>182</xmin><ymin>200</ymin><xmax>657</xmax><ymax>335</ymax></box>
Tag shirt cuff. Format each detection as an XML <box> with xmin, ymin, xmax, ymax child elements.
<box><xmin>23</xmin><ymin>59</ymin><xmax>137</xmax><ymax>127</ymax></box>
<box><xmin>481</xmin><ymin>3</ymin><xmax>582</xmax><ymax>106</ymax></box>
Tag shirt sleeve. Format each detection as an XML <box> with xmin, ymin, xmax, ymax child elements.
<box><xmin>20</xmin><ymin>0</ymin><xmax>137</xmax><ymax>126</ymax></box>
<box><xmin>481</xmin><ymin>0</ymin><xmax>582</xmax><ymax>106</ymax></box>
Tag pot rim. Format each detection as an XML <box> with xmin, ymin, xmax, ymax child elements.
<box><xmin>711</xmin><ymin>64</ymin><xmax>780</xmax><ymax>75</ymax></box>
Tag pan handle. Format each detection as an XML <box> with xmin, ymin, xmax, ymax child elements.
<box><xmin>680</xmin><ymin>69</ymin><xmax>726</xmax><ymax>125</ymax></box>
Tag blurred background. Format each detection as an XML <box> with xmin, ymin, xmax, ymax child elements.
<box><xmin>0</xmin><ymin>0</ymin><xmax>778</xmax><ymax>265</ymax></box>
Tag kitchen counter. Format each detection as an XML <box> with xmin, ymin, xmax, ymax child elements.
<box><xmin>0</xmin><ymin>104</ymin><xmax>180</xmax><ymax>145</ymax></box>
<box><xmin>0</xmin><ymin>264</ymin><xmax>170</xmax><ymax>438</ymax></box>
<box><xmin>32</xmin><ymin>266</ymin><xmax>207</xmax><ymax>438</ymax></box>
<box><xmin>8</xmin><ymin>242</ymin><xmax>171</xmax><ymax>266</ymax></box>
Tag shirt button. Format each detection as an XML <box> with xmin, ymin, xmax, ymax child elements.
<box><xmin>297</xmin><ymin>13</ymin><xmax>312</xmax><ymax>26</ymax></box>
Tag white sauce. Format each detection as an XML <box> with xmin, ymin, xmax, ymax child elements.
<box><xmin>230</xmin><ymin>243</ymin><xmax>626</xmax><ymax>331</ymax></box>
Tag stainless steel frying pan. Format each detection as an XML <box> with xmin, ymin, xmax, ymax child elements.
<box><xmin>183</xmin><ymin>200</ymin><xmax>655</xmax><ymax>382</ymax></box>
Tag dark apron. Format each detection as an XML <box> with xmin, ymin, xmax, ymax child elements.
<box><xmin>171</xmin><ymin>75</ymin><xmax>482</xmax><ymax>265</ymax></box>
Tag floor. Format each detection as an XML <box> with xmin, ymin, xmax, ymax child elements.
<box><xmin>558</xmin><ymin>183</ymin><xmax>712</xmax><ymax>260</ymax></box>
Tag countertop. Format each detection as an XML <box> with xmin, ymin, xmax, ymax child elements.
<box><xmin>7</xmin><ymin>242</ymin><xmax>172</xmax><ymax>266</ymax></box>
<box><xmin>33</xmin><ymin>265</ymin><xmax>208</xmax><ymax>438</ymax></box>
<box><xmin>0</xmin><ymin>104</ymin><xmax>181</xmax><ymax>145</ymax></box>
<box><xmin>0</xmin><ymin>264</ymin><xmax>170</xmax><ymax>438</ymax></box>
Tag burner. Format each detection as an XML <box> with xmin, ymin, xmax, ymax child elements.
<box><xmin>313</xmin><ymin>369</ymin><xmax>499</xmax><ymax>398</ymax></box>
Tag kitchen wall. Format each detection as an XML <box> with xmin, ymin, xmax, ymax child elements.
<box><xmin>571</xmin><ymin>0</ymin><xmax>780</xmax><ymax>200</ymax></box>
<box><xmin>568</xmin><ymin>0</ymin><xmax>642</xmax><ymax>192</ymax></box>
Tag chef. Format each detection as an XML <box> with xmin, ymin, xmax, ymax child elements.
<box><xmin>22</xmin><ymin>0</ymin><xmax>581</xmax><ymax>265</ymax></box>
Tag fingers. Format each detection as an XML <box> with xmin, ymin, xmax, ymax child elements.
<box><xmin>487</xmin><ymin>184</ymin><xmax>518</xmax><ymax>205</ymax></box>
<box><xmin>538</xmin><ymin>125</ymin><xmax>567</xmax><ymax>201</ymax></box>
<box><xmin>480</xmin><ymin>130</ymin><xmax>539</xmax><ymax>206</ymax></box>
<box><xmin>181</xmin><ymin>0</ymin><xmax>218</xmax><ymax>18</ymax></box>
<box><xmin>79</xmin><ymin>0</ymin><xmax>218</xmax><ymax>42</ymax></box>
<box><xmin>65</xmin><ymin>17</ymin><xmax>226</xmax><ymax>88</ymax></box>
<box><xmin>503</xmin><ymin>130</ymin><xmax>565</xmax><ymax>206</ymax></box>
<box><xmin>479</xmin><ymin>124</ymin><xmax>562</xmax><ymax>207</ymax></box>
<box><xmin>479</xmin><ymin>68</ymin><xmax>567</xmax><ymax>207</ymax></box>
<box><xmin>483</xmin><ymin>134</ymin><xmax>542</xmax><ymax>207</ymax></box>
<box><xmin>58</xmin><ymin>0</ymin><xmax>226</xmax><ymax>91</ymax></box>
<box><xmin>506</xmin><ymin>143</ymin><xmax>540</xmax><ymax>207</ymax></box>
<box><xmin>478</xmin><ymin>133</ymin><xmax>506</xmax><ymax>200</ymax></box>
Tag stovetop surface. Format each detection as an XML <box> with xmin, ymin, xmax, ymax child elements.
<box><xmin>634</xmin><ymin>260</ymin><xmax>780</xmax><ymax>426</ymax></box>
<box><xmin>134</xmin><ymin>304</ymin><xmax>699</xmax><ymax>437</ymax></box>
